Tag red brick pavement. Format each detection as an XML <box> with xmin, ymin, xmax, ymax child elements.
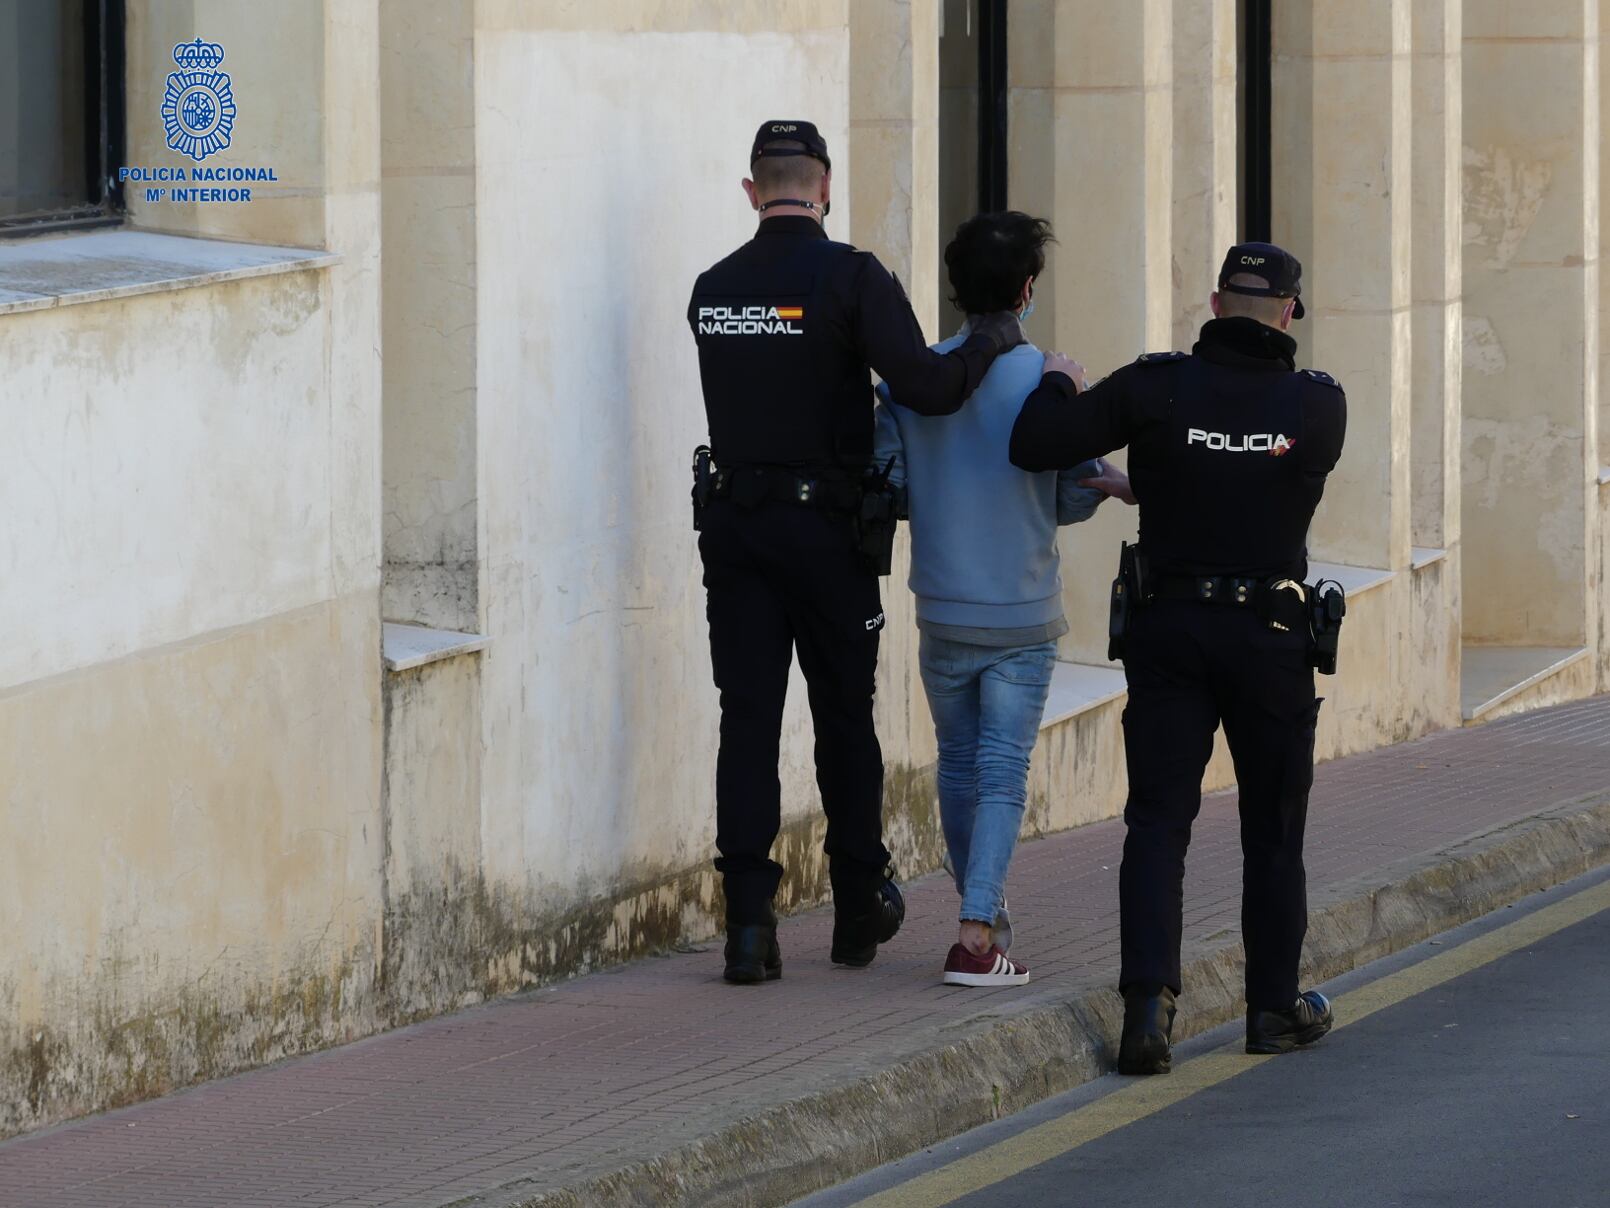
<box><xmin>5</xmin><ymin>697</ymin><xmax>1610</xmax><ymax>1208</ymax></box>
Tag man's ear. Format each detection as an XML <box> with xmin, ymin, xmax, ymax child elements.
<box><xmin>1021</xmin><ymin>276</ymin><xmax>1035</xmax><ymax>310</ymax></box>
<box><xmin>1209</xmin><ymin>291</ymin><xmax>1222</xmax><ymax>317</ymax></box>
<box><xmin>742</xmin><ymin>177</ymin><xmax>760</xmax><ymax>211</ymax></box>
<box><xmin>1281</xmin><ymin>298</ymin><xmax>1297</xmax><ymax>330</ymax></box>
<box><xmin>820</xmin><ymin>169</ymin><xmax>832</xmax><ymax>208</ymax></box>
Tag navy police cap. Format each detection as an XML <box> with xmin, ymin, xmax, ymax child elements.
<box><xmin>1219</xmin><ymin>242</ymin><xmax>1306</xmax><ymax>319</ymax></box>
<box><xmin>751</xmin><ymin>120</ymin><xmax>831</xmax><ymax>172</ymax></box>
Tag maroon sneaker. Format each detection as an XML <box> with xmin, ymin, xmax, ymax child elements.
<box><xmin>942</xmin><ymin>943</ymin><xmax>1030</xmax><ymax>987</ymax></box>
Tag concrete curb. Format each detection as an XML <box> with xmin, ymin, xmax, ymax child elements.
<box><xmin>471</xmin><ymin>792</ymin><xmax>1610</xmax><ymax>1208</ymax></box>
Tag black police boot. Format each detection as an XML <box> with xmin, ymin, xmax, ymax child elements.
<box><xmin>830</xmin><ymin>864</ymin><xmax>904</xmax><ymax>967</ymax></box>
<box><xmin>1117</xmin><ymin>985</ymin><xmax>1177</xmax><ymax>1075</ymax></box>
<box><xmin>877</xmin><ymin>871</ymin><xmax>906</xmax><ymax>943</ymax></box>
<box><xmin>723</xmin><ymin>906</ymin><xmax>782</xmax><ymax>985</ymax></box>
<box><xmin>1246</xmin><ymin>990</ymin><xmax>1333</xmax><ymax>1054</ymax></box>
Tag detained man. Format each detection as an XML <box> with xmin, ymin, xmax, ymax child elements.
<box><xmin>873</xmin><ymin>211</ymin><xmax>1134</xmax><ymax>986</ymax></box>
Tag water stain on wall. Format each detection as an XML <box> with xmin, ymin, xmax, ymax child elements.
<box><xmin>1462</xmin><ymin>144</ymin><xmax>1551</xmax><ymax>270</ymax></box>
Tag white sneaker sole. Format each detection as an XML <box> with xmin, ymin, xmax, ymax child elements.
<box><xmin>942</xmin><ymin>969</ymin><xmax>1030</xmax><ymax>987</ymax></box>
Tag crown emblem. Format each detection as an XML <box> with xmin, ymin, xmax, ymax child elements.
<box><xmin>172</xmin><ymin>38</ymin><xmax>225</xmax><ymax>70</ymax></box>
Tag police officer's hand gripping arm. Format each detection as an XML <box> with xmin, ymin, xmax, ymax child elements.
<box><xmin>854</xmin><ymin>257</ymin><xmax>1026</xmax><ymax>417</ymax></box>
<box><xmin>1010</xmin><ymin>351</ymin><xmax>1151</xmax><ymax>472</ymax></box>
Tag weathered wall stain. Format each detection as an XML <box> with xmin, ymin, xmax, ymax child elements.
<box><xmin>1462</xmin><ymin>144</ymin><xmax>1551</xmax><ymax>269</ymax></box>
<box><xmin>1</xmin><ymin>951</ymin><xmax>377</xmax><ymax>1139</ymax></box>
<box><xmin>1462</xmin><ymin>315</ymin><xmax>1507</xmax><ymax>377</ymax></box>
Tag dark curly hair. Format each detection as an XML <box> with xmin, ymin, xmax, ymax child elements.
<box><xmin>944</xmin><ymin>211</ymin><xmax>1055</xmax><ymax>315</ymax></box>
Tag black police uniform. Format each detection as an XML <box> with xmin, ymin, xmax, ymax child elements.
<box><xmin>1010</xmin><ymin>314</ymin><xmax>1346</xmax><ymax>1017</ymax></box>
<box><xmin>688</xmin><ymin>123</ymin><xmax>1020</xmax><ymax>973</ymax></box>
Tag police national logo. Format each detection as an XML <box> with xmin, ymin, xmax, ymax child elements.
<box><xmin>162</xmin><ymin>38</ymin><xmax>236</xmax><ymax>162</ymax></box>
<box><xmin>696</xmin><ymin>305</ymin><xmax>805</xmax><ymax>336</ymax></box>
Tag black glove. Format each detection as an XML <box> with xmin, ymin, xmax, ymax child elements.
<box><xmin>969</xmin><ymin>310</ymin><xmax>1026</xmax><ymax>355</ymax></box>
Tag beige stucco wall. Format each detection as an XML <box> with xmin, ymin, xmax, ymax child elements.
<box><xmin>0</xmin><ymin>269</ymin><xmax>385</xmax><ymax>1137</ymax></box>
<box><xmin>0</xmin><ymin>0</ymin><xmax>384</xmax><ymax>1136</ymax></box>
<box><xmin>471</xmin><ymin>2</ymin><xmax>853</xmax><ymax>936</ymax></box>
<box><xmin>0</xmin><ymin>595</ymin><xmax>381</xmax><ymax>1136</ymax></box>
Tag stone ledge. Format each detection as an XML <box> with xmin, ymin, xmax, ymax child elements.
<box><xmin>382</xmin><ymin>622</ymin><xmax>490</xmax><ymax>672</ymax></box>
<box><xmin>1411</xmin><ymin>546</ymin><xmax>1448</xmax><ymax>570</ymax></box>
<box><xmin>1460</xmin><ymin>645</ymin><xmax>1589</xmax><ymax>722</ymax></box>
<box><xmin>0</xmin><ymin>229</ymin><xmax>337</xmax><ymax>316</ymax></box>
<box><xmin>1310</xmin><ymin>559</ymin><xmax>1395</xmax><ymax>596</ymax></box>
<box><xmin>1040</xmin><ymin>660</ymin><xmax>1126</xmax><ymax>730</ymax></box>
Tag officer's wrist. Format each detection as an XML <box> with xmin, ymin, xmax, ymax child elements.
<box><xmin>1042</xmin><ymin>369</ymin><xmax>1081</xmax><ymax>396</ymax></box>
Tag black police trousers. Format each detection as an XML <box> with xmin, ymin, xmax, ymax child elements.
<box><xmin>698</xmin><ymin>498</ymin><xmax>892</xmax><ymax>925</ymax></box>
<box><xmin>1118</xmin><ymin>600</ymin><xmax>1320</xmax><ymax>1010</ymax></box>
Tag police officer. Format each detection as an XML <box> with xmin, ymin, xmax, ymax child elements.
<box><xmin>1009</xmin><ymin>243</ymin><xmax>1347</xmax><ymax>1070</ymax></box>
<box><xmin>688</xmin><ymin>121</ymin><xmax>1025</xmax><ymax>984</ymax></box>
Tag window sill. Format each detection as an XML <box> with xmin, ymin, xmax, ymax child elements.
<box><xmin>0</xmin><ymin>229</ymin><xmax>337</xmax><ymax>316</ymax></box>
<box><xmin>382</xmin><ymin>623</ymin><xmax>490</xmax><ymax>673</ymax></box>
<box><xmin>1040</xmin><ymin>660</ymin><xmax>1127</xmax><ymax>730</ymax></box>
<box><xmin>1460</xmin><ymin>645</ymin><xmax>1588</xmax><ymax>722</ymax></box>
<box><xmin>1411</xmin><ymin>546</ymin><xmax>1448</xmax><ymax>571</ymax></box>
<box><xmin>1309</xmin><ymin>560</ymin><xmax>1395</xmax><ymax>597</ymax></box>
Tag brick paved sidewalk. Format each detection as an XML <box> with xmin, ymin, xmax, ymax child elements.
<box><xmin>6</xmin><ymin>698</ymin><xmax>1610</xmax><ymax>1208</ymax></box>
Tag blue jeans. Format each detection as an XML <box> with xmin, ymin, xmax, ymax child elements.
<box><xmin>918</xmin><ymin>633</ymin><xmax>1058</xmax><ymax>925</ymax></box>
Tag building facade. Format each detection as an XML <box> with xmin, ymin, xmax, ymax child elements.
<box><xmin>0</xmin><ymin>0</ymin><xmax>1602</xmax><ymax>1136</ymax></box>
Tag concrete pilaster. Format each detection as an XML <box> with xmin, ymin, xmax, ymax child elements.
<box><xmin>1462</xmin><ymin>0</ymin><xmax>1599</xmax><ymax>647</ymax></box>
<box><xmin>1411</xmin><ymin>0</ymin><xmax>1463</xmax><ymax>554</ymax></box>
<box><xmin>1171</xmin><ymin>0</ymin><xmax>1238</xmax><ymax>351</ymax></box>
<box><xmin>849</xmin><ymin>0</ymin><xmax>942</xmax><ymax>772</ymax></box>
<box><xmin>1273</xmin><ymin>1</ymin><xmax>1414</xmax><ymax>574</ymax></box>
<box><xmin>379</xmin><ymin>0</ymin><xmax>479</xmax><ymax>631</ymax></box>
<box><xmin>1010</xmin><ymin>0</ymin><xmax>1173</xmax><ymax>664</ymax></box>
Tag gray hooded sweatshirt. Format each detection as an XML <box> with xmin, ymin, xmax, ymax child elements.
<box><xmin>873</xmin><ymin>322</ymin><xmax>1106</xmax><ymax>647</ymax></box>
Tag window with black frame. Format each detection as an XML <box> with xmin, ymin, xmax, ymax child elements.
<box><xmin>0</xmin><ymin>0</ymin><xmax>123</xmax><ymax>235</ymax></box>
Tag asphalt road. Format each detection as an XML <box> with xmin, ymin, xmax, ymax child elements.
<box><xmin>796</xmin><ymin>866</ymin><xmax>1610</xmax><ymax>1208</ymax></box>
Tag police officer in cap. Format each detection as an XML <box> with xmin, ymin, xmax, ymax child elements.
<box><xmin>1009</xmin><ymin>242</ymin><xmax>1347</xmax><ymax>1069</ymax></box>
<box><xmin>688</xmin><ymin>121</ymin><xmax>1025</xmax><ymax>984</ymax></box>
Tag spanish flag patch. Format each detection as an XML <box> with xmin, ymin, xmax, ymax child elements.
<box><xmin>775</xmin><ymin>307</ymin><xmax>804</xmax><ymax>320</ymax></box>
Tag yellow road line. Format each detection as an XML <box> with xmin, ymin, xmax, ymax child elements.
<box><xmin>857</xmin><ymin>876</ymin><xmax>1610</xmax><ymax>1208</ymax></box>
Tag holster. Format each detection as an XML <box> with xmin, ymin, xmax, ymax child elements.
<box><xmin>855</xmin><ymin>457</ymin><xmax>899</xmax><ymax>577</ymax></box>
<box><xmin>690</xmin><ymin>445</ymin><xmax>714</xmax><ymax>531</ymax></box>
<box><xmin>1255</xmin><ymin>578</ymin><xmax>1309</xmax><ymax>634</ymax></box>
<box><xmin>1108</xmin><ymin>541</ymin><xmax>1148</xmax><ymax>661</ymax></box>
<box><xmin>1307</xmin><ymin>579</ymin><xmax>1346</xmax><ymax>675</ymax></box>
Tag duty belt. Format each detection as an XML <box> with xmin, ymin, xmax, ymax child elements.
<box><xmin>711</xmin><ymin>463</ymin><xmax>862</xmax><ymax>513</ymax></box>
<box><xmin>1148</xmin><ymin>573</ymin><xmax>1293</xmax><ymax>607</ymax></box>
<box><xmin>1149</xmin><ymin>570</ymin><xmax>1310</xmax><ymax>636</ymax></box>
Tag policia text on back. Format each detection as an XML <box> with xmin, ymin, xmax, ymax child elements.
<box><xmin>685</xmin><ymin>119</ymin><xmax>1026</xmax><ymax>986</ymax></box>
